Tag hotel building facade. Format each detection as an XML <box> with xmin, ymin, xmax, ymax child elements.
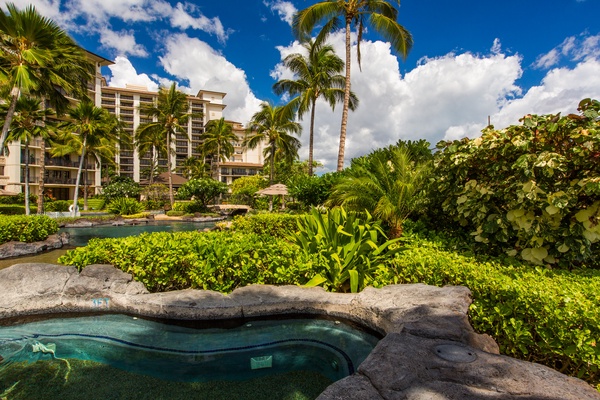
<box><xmin>0</xmin><ymin>53</ymin><xmax>264</xmax><ymax>200</ymax></box>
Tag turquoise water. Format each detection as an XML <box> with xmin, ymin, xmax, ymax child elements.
<box><xmin>0</xmin><ymin>315</ymin><xmax>379</xmax><ymax>398</ymax></box>
<box><xmin>61</xmin><ymin>220</ymin><xmax>216</xmax><ymax>247</ymax></box>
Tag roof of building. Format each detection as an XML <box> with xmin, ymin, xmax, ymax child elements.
<box><xmin>140</xmin><ymin>172</ymin><xmax>189</xmax><ymax>187</ymax></box>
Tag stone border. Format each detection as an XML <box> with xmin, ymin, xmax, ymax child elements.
<box><xmin>0</xmin><ymin>263</ymin><xmax>598</xmax><ymax>399</ymax></box>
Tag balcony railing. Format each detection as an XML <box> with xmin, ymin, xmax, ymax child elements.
<box><xmin>45</xmin><ymin>158</ymin><xmax>95</xmax><ymax>169</ymax></box>
<box><xmin>44</xmin><ymin>176</ymin><xmax>78</xmax><ymax>185</ymax></box>
<box><xmin>20</xmin><ymin>175</ymin><xmax>40</xmax><ymax>183</ymax></box>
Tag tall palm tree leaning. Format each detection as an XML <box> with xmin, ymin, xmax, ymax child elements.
<box><xmin>201</xmin><ymin>117</ymin><xmax>237</xmax><ymax>180</ymax></box>
<box><xmin>293</xmin><ymin>0</ymin><xmax>413</xmax><ymax>171</ymax></box>
<box><xmin>52</xmin><ymin>101</ymin><xmax>119</xmax><ymax>217</ymax></box>
<box><xmin>4</xmin><ymin>97</ymin><xmax>54</xmax><ymax>215</ymax></box>
<box><xmin>244</xmin><ymin>102</ymin><xmax>302</xmax><ymax>185</ymax></box>
<box><xmin>0</xmin><ymin>3</ymin><xmax>93</xmax><ymax>151</ymax></box>
<box><xmin>136</xmin><ymin>83</ymin><xmax>197</xmax><ymax>208</ymax></box>
<box><xmin>273</xmin><ymin>40</ymin><xmax>358</xmax><ymax>176</ymax></box>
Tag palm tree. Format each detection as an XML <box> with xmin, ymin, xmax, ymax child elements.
<box><xmin>0</xmin><ymin>3</ymin><xmax>94</xmax><ymax>151</ymax></box>
<box><xmin>178</xmin><ymin>156</ymin><xmax>208</xmax><ymax>180</ymax></box>
<box><xmin>201</xmin><ymin>117</ymin><xmax>237</xmax><ymax>180</ymax></box>
<box><xmin>326</xmin><ymin>146</ymin><xmax>430</xmax><ymax>238</ymax></box>
<box><xmin>293</xmin><ymin>0</ymin><xmax>413</xmax><ymax>171</ymax></box>
<box><xmin>51</xmin><ymin>101</ymin><xmax>119</xmax><ymax>216</ymax></box>
<box><xmin>3</xmin><ymin>97</ymin><xmax>54</xmax><ymax>215</ymax></box>
<box><xmin>134</xmin><ymin>124</ymin><xmax>167</xmax><ymax>185</ymax></box>
<box><xmin>135</xmin><ymin>83</ymin><xmax>197</xmax><ymax>208</ymax></box>
<box><xmin>274</xmin><ymin>40</ymin><xmax>358</xmax><ymax>176</ymax></box>
<box><xmin>244</xmin><ymin>102</ymin><xmax>302</xmax><ymax>184</ymax></box>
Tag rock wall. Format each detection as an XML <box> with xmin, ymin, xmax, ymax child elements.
<box><xmin>0</xmin><ymin>263</ymin><xmax>598</xmax><ymax>399</ymax></box>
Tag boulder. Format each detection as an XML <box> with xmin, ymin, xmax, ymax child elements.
<box><xmin>0</xmin><ymin>233</ymin><xmax>69</xmax><ymax>259</ymax></box>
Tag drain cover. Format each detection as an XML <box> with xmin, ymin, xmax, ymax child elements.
<box><xmin>433</xmin><ymin>344</ymin><xmax>477</xmax><ymax>363</ymax></box>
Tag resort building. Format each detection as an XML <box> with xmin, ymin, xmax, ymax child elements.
<box><xmin>0</xmin><ymin>51</ymin><xmax>265</xmax><ymax>199</ymax></box>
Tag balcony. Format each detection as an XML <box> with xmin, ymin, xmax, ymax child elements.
<box><xmin>45</xmin><ymin>176</ymin><xmax>78</xmax><ymax>185</ymax></box>
<box><xmin>45</xmin><ymin>158</ymin><xmax>94</xmax><ymax>170</ymax></box>
<box><xmin>20</xmin><ymin>175</ymin><xmax>40</xmax><ymax>183</ymax></box>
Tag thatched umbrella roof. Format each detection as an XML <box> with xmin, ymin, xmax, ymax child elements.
<box><xmin>256</xmin><ymin>183</ymin><xmax>288</xmax><ymax>196</ymax></box>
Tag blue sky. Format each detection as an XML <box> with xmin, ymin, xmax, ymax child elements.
<box><xmin>8</xmin><ymin>0</ymin><xmax>600</xmax><ymax>172</ymax></box>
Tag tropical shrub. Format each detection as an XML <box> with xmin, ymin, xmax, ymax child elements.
<box><xmin>230</xmin><ymin>213</ymin><xmax>301</xmax><ymax>238</ymax></box>
<box><xmin>101</xmin><ymin>176</ymin><xmax>141</xmax><ymax>203</ymax></box>
<box><xmin>384</xmin><ymin>227</ymin><xmax>600</xmax><ymax>387</ymax></box>
<box><xmin>230</xmin><ymin>175</ymin><xmax>268</xmax><ymax>207</ymax></box>
<box><xmin>290</xmin><ymin>207</ymin><xmax>402</xmax><ymax>292</ymax></box>
<box><xmin>176</xmin><ymin>178</ymin><xmax>228</xmax><ymax>210</ymax></box>
<box><xmin>107</xmin><ymin>198</ymin><xmax>144</xmax><ymax>216</ymax></box>
<box><xmin>45</xmin><ymin>200</ymin><xmax>71</xmax><ymax>212</ymax></box>
<box><xmin>288</xmin><ymin>172</ymin><xmax>341</xmax><ymax>210</ymax></box>
<box><xmin>431</xmin><ymin>98</ymin><xmax>600</xmax><ymax>268</ymax></box>
<box><xmin>328</xmin><ymin>146</ymin><xmax>431</xmax><ymax>238</ymax></box>
<box><xmin>141</xmin><ymin>183</ymin><xmax>169</xmax><ymax>210</ymax></box>
<box><xmin>58</xmin><ymin>231</ymin><xmax>318</xmax><ymax>292</ymax></box>
<box><xmin>0</xmin><ymin>205</ymin><xmax>37</xmax><ymax>215</ymax></box>
<box><xmin>0</xmin><ymin>215</ymin><xmax>58</xmax><ymax>244</ymax></box>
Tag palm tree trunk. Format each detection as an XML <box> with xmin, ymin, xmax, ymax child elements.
<box><xmin>269</xmin><ymin>140</ymin><xmax>275</xmax><ymax>184</ymax></box>
<box><xmin>72</xmin><ymin>136</ymin><xmax>86</xmax><ymax>218</ymax></box>
<box><xmin>37</xmin><ymin>97</ymin><xmax>47</xmax><ymax>215</ymax></box>
<box><xmin>150</xmin><ymin>146</ymin><xmax>156</xmax><ymax>184</ymax></box>
<box><xmin>37</xmin><ymin>138</ymin><xmax>46</xmax><ymax>214</ymax></box>
<box><xmin>83</xmin><ymin>163</ymin><xmax>89</xmax><ymax>211</ymax></box>
<box><xmin>0</xmin><ymin>87</ymin><xmax>20</xmax><ymax>151</ymax></box>
<box><xmin>337</xmin><ymin>18</ymin><xmax>353</xmax><ymax>172</ymax></box>
<box><xmin>309</xmin><ymin>97</ymin><xmax>317</xmax><ymax>176</ymax></box>
<box><xmin>167</xmin><ymin>133</ymin><xmax>174</xmax><ymax>208</ymax></box>
<box><xmin>24</xmin><ymin>143</ymin><xmax>30</xmax><ymax>215</ymax></box>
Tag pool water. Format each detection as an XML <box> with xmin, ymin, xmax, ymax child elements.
<box><xmin>60</xmin><ymin>220</ymin><xmax>217</xmax><ymax>247</ymax></box>
<box><xmin>0</xmin><ymin>314</ymin><xmax>379</xmax><ymax>399</ymax></box>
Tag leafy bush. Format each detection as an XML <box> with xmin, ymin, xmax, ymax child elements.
<box><xmin>45</xmin><ymin>200</ymin><xmax>71</xmax><ymax>212</ymax></box>
<box><xmin>230</xmin><ymin>213</ymin><xmax>301</xmax><ymax>238</ymax></box>
<box><xmin>0</xmin><ymin>215</ymin><xmax>59</xmax><ymax>244</ymax></box>
<box><xmin>175</xmin><ymin>178</ymin><xmax>228</xmax><ymax>210</ymax></box>
<box><xmin>107</xmin><ymin>198</ymin><xmax>144</xmax><ymax>216</ymax></box>
<box><xmin>58</xmin><ymin>231</ymin><xmax>318</xmax><ymax>292</ymax></box>
<box><xmin>142</xmin><ymin>183</ymin><xmax>169</xmax><ymax>208</ymax></box>
<box><xmin>0</xmin><ymin>205</ymin><xmax>38</xmax><ymax>215</ymax></box>
<box><xmin>0</xmin><ymin>193</ymin><xmax>38</xmax><ymax>205</ymax></box>
<box><xmin>291</xmin><ymin>207</ymin><xmax>402</xmax><ymax>292</ymax></box>
<box><xmin>288</xmin><ymin>173</ymin><xmax>341</xmax><ymax>211</ymax></box>
<box><xmin>166</xmin><ymin>210</ymin><xmax>187</xmax><ymax>217</ymax></box>
<box><xmin>101</xmin><ymin>176</ymin><xmax>141</xmax><ymax>203</ymax></box>
<box><xmin>382</xmin><ymin>227</ymin><xmax>600</xmax><ymax>387</ymax></box>
<box><xmin>230</xmin><ymin>175</ymin><xmax>268</xmax><ymax>206</ymax></box>
<box><xmin>431</xmin><ymin>98</ymin><xmax>600</xmax><ymax>268</ymax></box>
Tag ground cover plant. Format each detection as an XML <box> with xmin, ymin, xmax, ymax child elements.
<box><xmin>0</xmin><ymin>215</ymin><xmax>58</xmax><ymax>244</ymax></box>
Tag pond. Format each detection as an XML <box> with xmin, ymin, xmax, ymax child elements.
<box><xmin>0</xmin><ymin>221</ymin><xmax>217</xmax><ymax>270</ymax></box>
<box><xmin>0</xmin><ymin>314</ymin><xmax>380</xmax><ymax>400</ymax></box>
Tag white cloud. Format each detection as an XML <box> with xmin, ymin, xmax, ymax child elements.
<box><xmin>107</xmin><ymin>56</ymin><xmax>159</xmax><ymax>92</ymax></box>
<box><xmin>534</xmin><ymin>32</ymin><xmax>600</xmax><ymax>69</ymax></box>
<box><xmin>158</xmin><ymin>33</ymin><xmax>262</xmax><ymax>124</ymax></box>
<box><xmin>274</xmin><ymin>33</ymin><xmax>600</xmax><ymax>173</ymax></box>
<box><xmin>99</xmin><ymin>28</ymin><xmax>148</xmax><ymax>57</ymax></box>
<box><xmin>170</xmin><ymin>2</ymin><xmax>231</xmax><ymax>43</ymax></box>
<box><xmin>263</xmin><ymin>1</ymin><xmax>296</xmax><ymax>26</ymax></box>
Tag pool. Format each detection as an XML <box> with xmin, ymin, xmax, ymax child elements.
<box><xmin>61</xmin><ymin>220</ymin><xmax>217</xmax><ymax>247</ymax></box>
<box><xmin>0</xmin><ymin>314</ymin><xmax>379</xmax><ymax>399</ymax></box>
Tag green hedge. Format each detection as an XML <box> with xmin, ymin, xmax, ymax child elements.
<box><xmin>230</xmin><ymin>213</ymin><xmax>301</xmax><ymax>238</ymax></box>
<box><xmin>0</xmin><ymin>205</ymin><xmax>38</xmax><ymax>215</ymax></box>
<box><xmin>381</xmin><ymin>232</ymin><xmax>600</xmax><ymax>387</ymax></box>
<box><xmin>58</xmin><ymin>231</ymin><xmax>318</xmax><ymax>292</ymax></box>
<box><xmin>0</xmin><ymin>215</ymin><xmax>59</xmax><ymax>244</ymax></box>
